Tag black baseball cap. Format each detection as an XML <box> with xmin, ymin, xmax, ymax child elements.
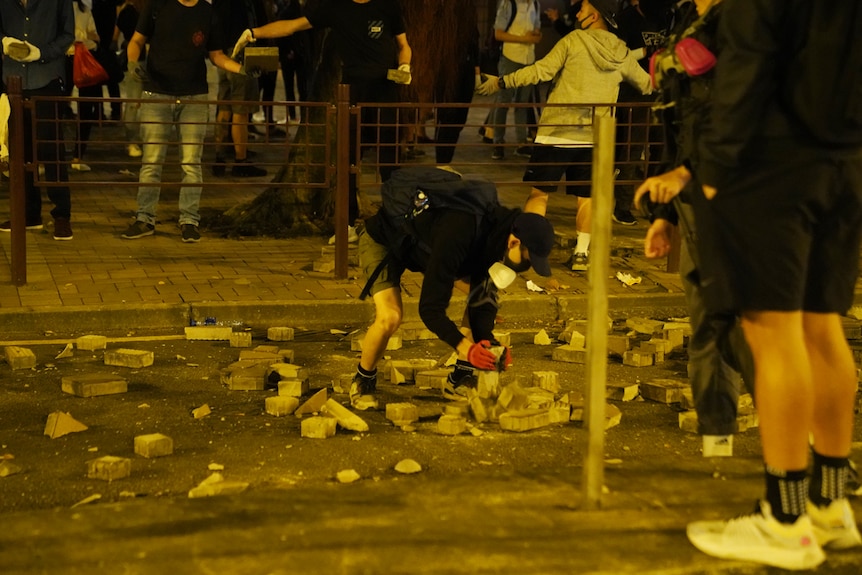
<box><xmin>512</xmin><ymin>212</ymin><xmax>555</xmax><ymax>277</ymax></box>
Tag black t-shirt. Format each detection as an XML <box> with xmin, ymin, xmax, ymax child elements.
<box><xmin>116</xmin><ymin>4</ymin><xmax>139</xmax><ymax>48</ymax></box>
<box><xmin>305</xmin><ymin>0</ymin><xmax>405</xmax><ymax>83</ymax></box>
<box><xmin>136</xmin><ymin>0</ymin><xmax>222</xmax><ymax>95</ymax></box>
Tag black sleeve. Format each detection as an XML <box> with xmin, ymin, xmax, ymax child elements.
<box><xmin>417</xmin><ymin>212</ymin><xmax>478</xmax><ymax>350</ymax></box>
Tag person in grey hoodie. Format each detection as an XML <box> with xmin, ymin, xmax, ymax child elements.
<box><xmin>478</xmin><ymin>0</ymin><xmax>650</xmax><ymax>272</ymax></box>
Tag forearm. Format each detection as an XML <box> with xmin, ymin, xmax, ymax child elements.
<box><xmin>210</xmin><ymin>50</ymin><xmax>242</xmax><ymax>74</ymax></box>
<box><xmin>251</xmin><ymin>17</ymin><xmax>311</xmax><ymax>41</ymax></box>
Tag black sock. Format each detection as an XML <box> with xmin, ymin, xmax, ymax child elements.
<box><xmin>809</xmin><ymin>450</ymin><xmax>849</xmax><ymax>507</ymax></box>
<box><xmin>356</xmin><ymin>363</ymin><xmax>377</xmax><ymax>380</ymax></box>
<box><xmin>765</xmin><ymin>465</ymin><xmax>809</xmax><ymax>523</ymax></box>
<box><xmin>448</xmin><ymin>360</ymin><xmax>473</xmax><ymax>384</ymax></box>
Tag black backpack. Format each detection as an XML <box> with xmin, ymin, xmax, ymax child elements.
<box><xmin>782</xmin><ymin>1</ymin><xmax>862</xmax><ymax>145</ymax></box>
<box><xmin>359</xmin><ymin>167</ymin><xmax>500</xmax><ymax>300</ymax></box>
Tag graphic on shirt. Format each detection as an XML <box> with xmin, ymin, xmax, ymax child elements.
<box><xmin>642</xmin><ymin>31</ymin><xmax>666</xmax><ymax>50</ymax></box>
<box><xmin>192</xmin><ymin>30</ymin><xmax>206</xmax><ymax>48</ymax></box>
<box><xmin>368</xmin><ymin>20</ymin><xmax>384</xmax><ymax>39</ymax></box>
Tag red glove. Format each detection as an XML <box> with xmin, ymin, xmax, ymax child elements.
<box><xmin>467</xmin><ymin>340</ymin><xmax>497</xmax><ymax>371</ymax></box>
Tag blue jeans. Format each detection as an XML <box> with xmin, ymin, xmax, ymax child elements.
<box><xmin>136</xmin><ymin>92</ymin><xmax>209</xmax><ymax>226</ymax></box>
<box><xmin>493</xmin><ymin>55</ymin><xmax>531</xmax><ymax>145</ymax></box>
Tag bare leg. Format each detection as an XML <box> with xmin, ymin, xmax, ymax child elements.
<box><xmin>524</xmin><ymin>188</ymin><xmax>548</xmax><ymax>216</ymax></box>
<box><xmin>359</xmin><ymin>286</ymin><xmax>403</xmax><ymax>372</ymax></box>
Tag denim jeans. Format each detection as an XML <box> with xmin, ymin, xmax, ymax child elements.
<box><xmin>493</xmin><ymin>55</ymin><xmax>531</xmax><ymax>145</ymax></box>
<box><xmin>136</xmin><ymin>92</ymin><xmax>208</xmax><ymax>226</ymax></box>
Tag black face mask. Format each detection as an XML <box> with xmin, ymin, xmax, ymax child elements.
<box><xmin>503</xmin><ymin>252</ymin><xmax>532</xmax><ymax>273</ymax></box>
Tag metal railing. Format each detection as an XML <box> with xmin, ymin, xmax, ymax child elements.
<box><xmin>4</xmin><ymin>76</ymin><xmax>665</xmax><ymax>284</ymax></box>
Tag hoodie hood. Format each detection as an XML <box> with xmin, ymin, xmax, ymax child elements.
<box><xmin>577</xmin><ymin>29</ymin><xmax>631</xmax><ymax>72</ymax></box>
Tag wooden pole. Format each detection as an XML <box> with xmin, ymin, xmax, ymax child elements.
<box><xmin>582</xmin><ymin>114</ymin><xmax>615</xmax><ymax>509</ymax></box>
<box><xmin>8</xmin><ymin>76</ymin><xmax>27</xmax><ymax>286</ymax></box>
<box><xmin>334</xmin><ymin>84</ymin><xmax>351</xmax><ymax>279</ymax></box>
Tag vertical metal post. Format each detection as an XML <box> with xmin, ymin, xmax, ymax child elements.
<box><xmin>7</xmin><ymin>76</ymin><xmax>27</xmax><ymax>286</ymax></box>
<box><xmin>333</xmin><ymin>84</ymin><xmax>352</xmax><ymax>279</ymax></box>
<box><xmin>582</xmin><ymin>114</ymin><xmax>616</xmax><ymax>509</ymax></box>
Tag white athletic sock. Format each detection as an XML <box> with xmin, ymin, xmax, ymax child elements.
<box><xmin>575</xmin><ymin>232</ymin><xmax>591</xmax><ymax>255</ymax></box>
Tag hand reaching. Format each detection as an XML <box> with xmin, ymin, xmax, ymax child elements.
<box><xmin>476</xmin><ymin>75</ymin><xmax>500</xmax><ymax>96</ymax></box>
<box><xmin>644</xmin><ymin>219</ymin><xmax>674</xmax><ymax>259</ymax></box>
<box><xmin>634</xmin><ymin>165</ymin><xmax>692</xmax><ymax>207</ymax></box>
<box><xmin>467</xmin><ymin>340</ymin><xmax>497</xmax><ymax>371</ymax></box>
<box><xmin>231</xmin><ymin>29</ymin><xmax>256</xmax><ymax>59</ymax></box>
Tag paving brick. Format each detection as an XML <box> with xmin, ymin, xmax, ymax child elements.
<box><xmin>61</xmin><ymin>373</ymin><xmax>128</xmax><ymax>397</ymax></box>
<box><xmin>531</xmin><ymin>371</ymin><xmax>559</xmax><ymax>393</ymax></box>
<box><xmin>398</xmin><ymin>321</ymin><xmax>435</xmax><ymax>341</ymax></box>
<box><xmin>192</xmin><ymin>404</ymin><xmax>211</xmax><ymax>419</ymax></box>
<box><xmin>254</xmin><ymin>345</ymin><xmax>280</xmax><ymax>354</ymax></box>
<box><xmin>625</xmin><ymin>317</ymin><xmax>664</xmax><ymax>335</ymax></box>
<box><xmin>552</xmin><ymin>344</ymin><xmax>587</xmax><ymax>364</ymax></box>
<box><xmin>277</xmin><ymin>379</ymin><xmax>309</xmax><ymax>397</ymax></box>
<box><xmin>476</xmin><ymin>370</ymin><xmax>500</xmax><ymax>399</ymax></box>
<box><xmin>437</xmin><ymin>414</ymin><xmax>467</xmax><ymax>435</ymax></box>
<box><xmin>227</xmin><ymin>365</ymin><xmax>267</xmax><ymax>390</ymax></box>
<box><xmin>497</xmin><ymin>383</ymin><xmax>530</xmax><ymax>412</ymax></box>
<box><xmin>134</xmin><ymin>433</ymin><xmax>173</xmax><ymax>458</ymax></box>
<box><xmin>76</xmin><ymin>335</ymin><xmax>107</xmax><ymax>351</ymax></box>
<box><xmin>229</xmin><ymin>332</ymin><xmax>253</xmax><ymax>348</ymax></box>
<box><xmin>267</xmin><ymin>363</ymin><xmax>309</xmax><ymax>385</ymax></box>
<box><xmin>415</xmin><ymin>369</ymin><xmax>450</xmax><ymax>390</ymax></box>
<box><xmin>569</xmin><ymin>331</ymin><xmax>586</xmax><ymax>349</ymax></box>
<box><xmin>238</xmin><ymin>350</ymin><xmax>283</xmax><ymax>363</ymax></box>
<box><xmin>301</xmin><ymin>415</ymin><xmax>337</xmax><ymax>438</ymax></box>
<box><xmin>442</xmin><ymin>402</ymin><xmax>469</xmax><ymax>417</ymax></box>
<box><xmin>499</xmin><ymin>409</ymin><xmax>551</xmax><ymax>432</ymax></box>
<box><xmin>104</xmin><ymin>348</ymin><xmax>154</xmax><ymax>368</ymax></box>
<box><xmin>267</xmin><ymin>327</ymin><xmax>295</xmax><ymax>341</ymax></box>
<box><xmin>385</xmin><ymin>402</ymin><xmax>419</xmax><ymax>425</ymax></box>
<box><xmin>533</xmin><ymin>329</ymin><xmax>552</xmax><ymax>345</ymax></box>
<box><xmin>466</xmin><ymin>389</ymin><xmax>489</xmax><ymax>423</ymax></box>
<box><xmin>640</xmin><ymin>378</ymin><xmax>687</xmax><ymax>403</ymax></box>
<box><xmin>662</xmin><ymin>328</ymin><xmax>686</xmax><ymax>350</ymax></box>
<box><xmin>678</xmin><ymin>411</ymin><xmax>699</xmax><ymax>434</ymax></box>
<box><xmin>321</xmin><ymin>398</ymin><xmax>369</xmax><ymax>432</ymax></box>
<box><xmin>638</xmin><ymin>342</ymin><xmax>665</xmax><ymax>363</ymax></box>
<box><xmin>606</xmin><ymin>334</ymin><xmax>631</xmax><ymax>358</ymax></box>
<box><xmin>184</xmin><ymin>326</ymin><xmax>232</xmax><ymax>341</ymax></box>
<box><xmin>265</xmin><ymin>396</ymin><xmax>300</xmax><ymax>416</ymax></box>
<box><xmin>622</xmin><ymin>350</ymin><xmax>654</xmax><ymax>367</ymax></box>
<box><xmin>604</xmin><ymin>404</ymin><xmax>622</xmax><ymax>430</ymax></box>
<box><xmin>524</xmin><ymin>387</ymin><xmax>556</xmax><ymax>409</ymax></box>
<box><xmin>680</xmin><ymin>387</ymin><xmax>695</xmax><ymax>410</ymax></box>
<box><xmin>4</xmin><ymin>346</ymin><xmax>36</xmax><ymax>370</ymax></box>
<box><xmin>388</xmin><ymin>359</ymin><xmax>439</xmax><ymax>383</ymax></box>
<box><xmin>548</xmin><ymin>403</ymin><xmax>571</xmax><ymax>424</ymax></box>
<box><xmin>44</xmin><ymin>411</ymin><xmax>88</xmax><ymax>438</ymax></box>
<box><xmin>87</xmin><ymin>455</ymin><xmax>131</xmax><ymax>481</ymax></box>
<box><xmin>492</xmin><ymin>331</ymin><xmax>511</xmax><ymax>347</ymax></box>
<box><xmin>295</xmin><ymin>388</ymin><xmax>328</xmax><ymax>416</ymax></box>
<box><xmin>606</xmin><ymin>381</ymin><xmax>639</xmax><ymax>401</ymax></box>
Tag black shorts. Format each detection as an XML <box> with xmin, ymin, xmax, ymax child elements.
<box><xmin>700</xmin><ymin>151</ymin><xmax>862</xmax><ymax>313</ymax></box>
<box><xmin>522</xmin><ymin>145</ymin><xmax>593</xmax><ymax>197</ymax></box>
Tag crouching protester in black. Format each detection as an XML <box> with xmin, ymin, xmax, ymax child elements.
<box><xmin>634</xmin><ymin>0</ymin><xmax>753</xmax><ymax>457</ymax></box>
<box><xmin>351</xmin><ymin>191</ymin><xmax>555</xmax><ymax>410</ymax></box>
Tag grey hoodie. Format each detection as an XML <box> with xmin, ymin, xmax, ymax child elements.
<box><xmin>505</xmin><ymin>28</ymin><xmax>651</xmax><ymax>146</ymax></box>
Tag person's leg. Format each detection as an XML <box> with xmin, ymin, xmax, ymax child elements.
<box><xmin>134</xmin><ymin>97</ymin><xmax>171</xmax><ymax>226</ymax></box>
<box><xmin>73</xmin><ymin>84</ymin><xmax>100</xmax><ymax>164</ymax></box>
<box><xmin>212</xmin><ymin>70</ymin><xmax>232</xmax><ymax>175</ymax></box>
<box><xmin>434</xmin><ymin>63</ymin><xmax>473</xmax><ymax>164</ymax></box>
<box><xmin>492</xmin><ymin>56</ymin><xmax>520</xmax><ymax>156</ymax></box>
<box><xmin>177</xmin><ymin>96</ymin><xmax>208</xmax><ymax>227</ymax></box>
<box><xmin>33</xmin><ymin>87</ymin><xmax>72</xmax><ymax>224</ymax></box>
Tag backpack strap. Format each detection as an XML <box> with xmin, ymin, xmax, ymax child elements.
<box><xmin>358</xmin><ymin>254</ymin><xmax>391</xmax><ymax>301</ymax></box>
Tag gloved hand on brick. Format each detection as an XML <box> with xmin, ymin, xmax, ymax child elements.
<box><xmin>467</xmin><ymin>340</ymin><xmax>497</xmax><ymax>371</ymax></box>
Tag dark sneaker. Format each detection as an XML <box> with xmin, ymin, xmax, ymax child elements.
<box><xmin>0</xmin><ymin>219</ymin><xmax>43</xmax><ymax>232</ymax></box>
<box><xmin>442</xmin><ymin>372</ymin><xmax>478</xmax><ymax>400</ymax></box>
<box><xmin>349</xmin><ymin>373</ymin><xmax>378</xmax><ymax>411</ymax></box>
<box><xmin>121</xmin><ymin>220</ymin><xmax>155</xmax><ymax>239</ymax></box>
<box><xmin>211</xmin><ymin>154</ymin><xmax>226</xmax><ymax>177</ymax></box>
<box><xmin>181</xmin><ymin>224</ymin><xmax>201</xmax><ymax>243</ymax></box>
<box><xmin>231</xmin><ymin>161</ymin><xmax>267</xmax><ymax>178</ymax></box>
<box><xmin>612</xmin><ymin>209</ymin><xmax>638</xmax><ymax>226</ymax></box>
<box><xmin>569</xmin><ymin>251</ymin><xmax>589</xmax><ymax>272</ymax></box>
<box><xmin>52</xmin><ymin>217</ymin><xmax>73</xmax><ymax>240</ymax></box>
<box><xmin>514</xmin><ymin>145</ymin><xmax>533</xmax><ymax>158</ymax></box>
<box><xmin>491</xmin><ymin>146</ymin><xmax>504</xmax><ymax>160</ymax></box>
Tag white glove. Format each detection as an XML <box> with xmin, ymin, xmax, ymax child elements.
<box><xmin>2</xmin><ymin>36</ymin><xmax>33</xmax><ymax>61</ymax></box>
<box><xmin>476</xmin><ymin>74</ymin><xmax>501</xmax><ymax>96</ymax></box>
<box><xmin>2</xmin><ymin>36</ymin><xmax>21</xmax><ymax>55</ymax></box>
<box><xmin>475</xmin><ymin>73</ymin><xmax>482</xmax><ymax>90</ymax></box>
<box><xmin>20</xmin><ymin>41</ymin><xmax>41</xmax><ymax>62</ymax></box>
<box><xmin>395</xmin><ymin>63</ymin><xmax>412</xmax><ymax>85</ymax></box>
<box><xmin>231</xmin><ymin>29</ymin><xmax>256</xmax><ymax>59</ymax></box>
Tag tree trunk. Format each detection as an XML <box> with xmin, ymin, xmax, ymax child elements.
<box><xmin>209</xmin><ymin>0</ymin><xmax>477</xmax><ymax>238</ymax></box>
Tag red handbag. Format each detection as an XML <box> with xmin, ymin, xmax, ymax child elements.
<box><xmin>73</xmin><ymin>42</ymin><xmax>109</xmax><ymax>88</ymax></box>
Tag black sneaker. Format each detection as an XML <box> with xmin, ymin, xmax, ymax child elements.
<box><xmin>514</xmin><ymin>145</ymin><xmax>533</xmax><ymax>158</ymax></box>
<box><xmin>569</xmin><ymin>251</ymin><xmax>589</xmax><ymax>272</ymax></box>
<box><xmin>612</xmin><ymin>209</ymin><xmax>638</xmax><ymax>226</ymax></box>
<box><xmin>349</xmin><ymin>373</ymin><xmax>378</xmax><ymax>411</ymax></box>
<box><xmin>211</xmin><ymin>154</ymin><xmax>226</xmax><ymax>177</ymax></box>
<box><xmin>491</xmin><ymin>146</ymin><xmax>504</xmax><ymax>160</ymax></box>
<box><xmin>53</xmin><ymin>217</ymin><xmax>73</xmax><ymax>240</ymax></box>
<box><xmin>442</xmin><ymin>372</ymin><xmax>478</xmax><ymax>400</ymax></box>
<box><xmin>121</xmin><ymin>220</ymin><xmax>155</xmax><ymax>239</ymax></box>
<box><xmin>0</xmin><ymin>219</ymin><xmax>43</xmax><ymax>232</ymax></box>
<box><xmin>231</xmin><ymin>160</ymin><xmax>267</xmax><ymax>178</ymax></box>
<box><xmin>181</xmin><ymin>224</ymin><xmax>201</xmax><ymax>243</ymax></box>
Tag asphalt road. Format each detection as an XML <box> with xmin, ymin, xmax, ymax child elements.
<box><xmin>1</xmin><ymin>323</ymin><xmax>861</xmax><ymax>574</ymax></box>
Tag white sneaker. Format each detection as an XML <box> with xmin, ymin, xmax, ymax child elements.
<box><xmin>702</xmin><ymin>434</ymin><xmax>733</xmax><ymax>457</ymax></box>
<box><xmin>328</xmin><ymin>225</ymin><xmax>358</xmax><ymax>245</ymax></box>
<box><xmin>807</xmin><ymin>498</ymin><xmax>862</xmax><ymax>550</ymax></box>
<box><xmin>128</xmin><ymin>144</ymin><xmax>142</xmax><ymax>158</ymax></box>
<box><xmin>687</xmin><ymin>501</ymin><xmax>825</xmax><ymax>571</ymax></box>
<box><xmin>251</xmin><ymin>111</ymin><xmax>266</xmax><ymax>123</ymax></box>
